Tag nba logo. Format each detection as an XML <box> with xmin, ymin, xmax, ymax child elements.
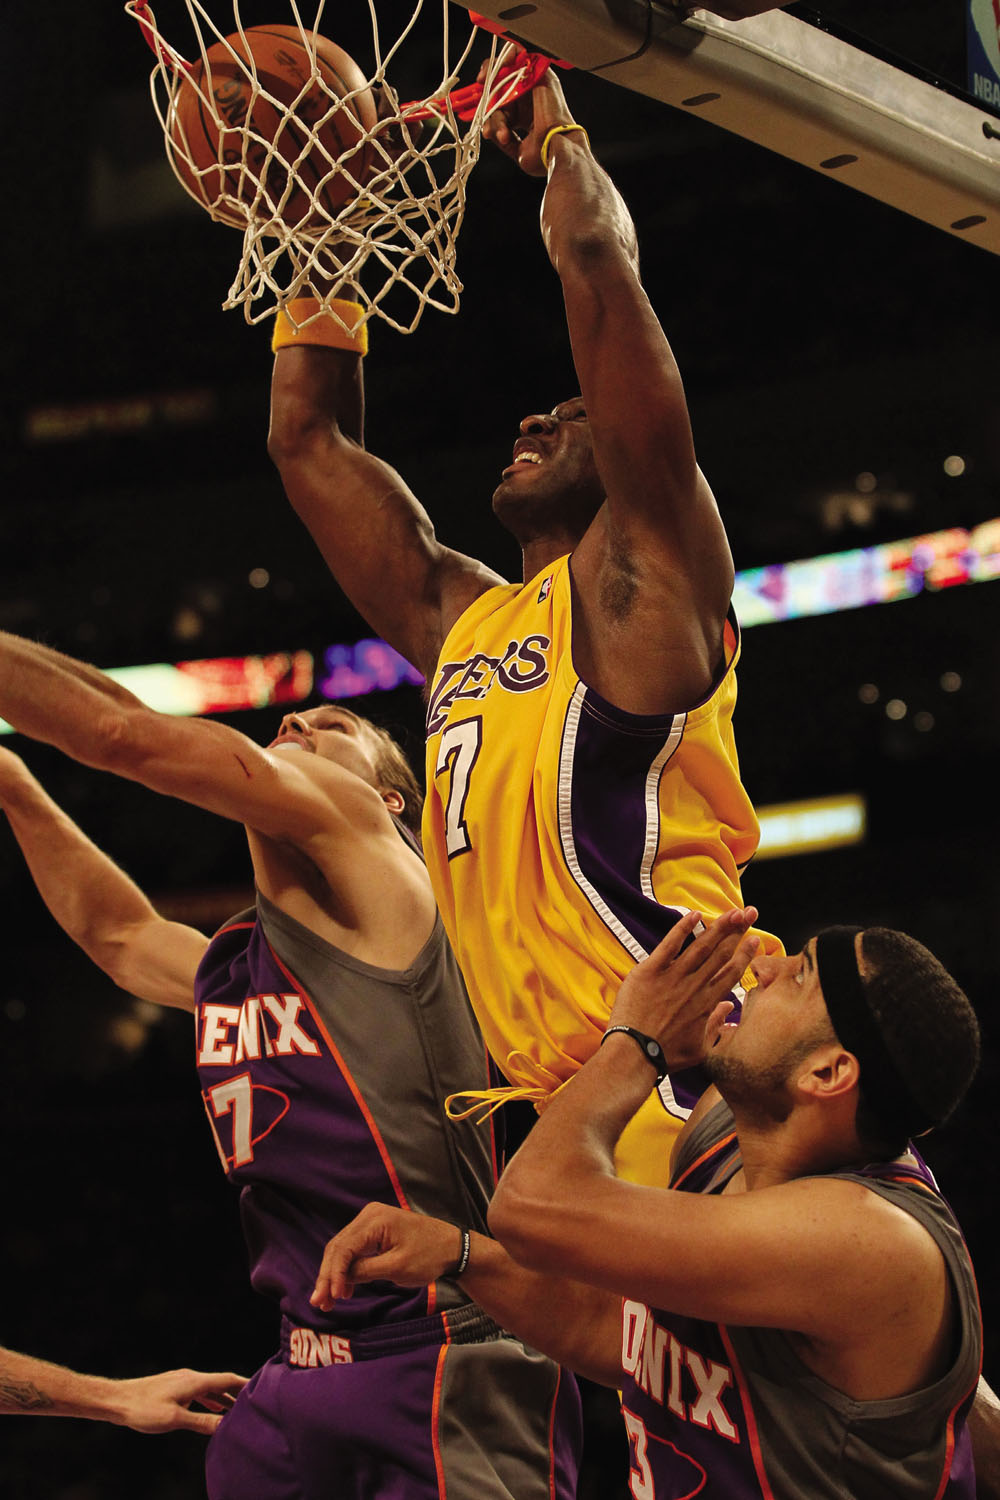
<box><xmin>968</xmin><ymin>0</ymin><xmax>1000</xmax><ymax>108</ymax></box>
<box><xmin>537</xmin><ymin>576</ymin><xmax>552</xmax><ymax>603</ymax></box>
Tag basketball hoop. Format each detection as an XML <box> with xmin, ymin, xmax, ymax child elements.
<box><xmin>126</xmin><ymin>1</ymin><xmax>565</xmax><ymax>335</ymax></box>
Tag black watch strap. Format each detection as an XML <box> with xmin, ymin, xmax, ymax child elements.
<box><xmin>601</xmin><ymin>1025</ymin><xmax>668</xmax><ymax>1083</ymax></box>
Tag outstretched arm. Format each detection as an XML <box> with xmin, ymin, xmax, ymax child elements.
<box><xmin>311</xmin><ymin>1202</ymin><xmax>622</xmax><ymax>1387</ymax></box>
<box><xmin>0</xmin><ymin>632</ymin><xmax>372</xmax><ymax>864</ymax></box>
<box><xmin>0</xmin><ymin>1345</ymin><xmax>246</xmax><ymax>1434</ymax></box>
<box><xmin>0</xmin><ymin>747</ymin><xmax>206</xmax><ymax>1010</ymax></box>
<box><xmin>491</xmin><ymin>76</ymin><xmax>734</xmax><ymax>713</ymax></box>
<box><xmin>268</xmin><ymin>322</ymin><xmax>503</xmax><ymax>681</ymax></box>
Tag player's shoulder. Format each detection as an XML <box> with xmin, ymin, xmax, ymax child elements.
<box><xmin>788</xmin><ymin>1171</ymin><xmax>947</xmax><ymax>1269</ymax></box>
<box><xmin>437</xmin><ymin>555</ymin><xmax>512</xmax><ymax>639</ymax></box>
<box><xmin>380</xmin><ymin>547</ymin><xmax>507</xmax><ymax>686</ymax></box>
<box><xmin>434</xmin><ymin>560</ymin><xmax>539</xmax><ymax>662</ymax></box>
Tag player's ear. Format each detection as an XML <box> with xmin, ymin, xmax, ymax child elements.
<box><xmin>795</xmin><ymin>1043</ymin><xmax>859</xmax><ymax>1102</ymax></box>
<box><xmin>381</xmin><ymin>788</ymin><xmax>406</xmax><ymax>815</ymax></box>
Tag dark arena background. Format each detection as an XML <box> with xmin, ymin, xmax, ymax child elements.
<box><xmin>0</xmin><ymin>3</ymin><xmax>997</xmax><ymax>1495</ymax></box>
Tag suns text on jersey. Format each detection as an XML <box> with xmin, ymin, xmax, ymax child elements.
<box><xmin>622</xmin><ymin>1300</ymin><xmax>739</xmax><ymax>1442</ymax></box>
<box><xmin>197</xmin><ymin>993</ymin><xmax>321</xmax><ymax>1067</ymax></box>
<box><xmin>426</xmin><ymin>635</ymin><xmax>551</xmax><ymax>736</ymax></box>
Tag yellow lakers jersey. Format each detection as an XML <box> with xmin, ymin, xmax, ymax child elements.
<box><xmin>423</xmin><ymin>553</ymin><xmax>780</xmax><ymax>1185</ymax></box>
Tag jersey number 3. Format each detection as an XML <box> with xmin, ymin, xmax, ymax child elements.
<box><xmin>623</xmin><ymin>1410</ymin><xmax>654</xmax><ymax>1500</ymax></box>
<box><xmin>434</xmin><ymin>717</ymin><xmax>482</xmax><ymax>857</ymax></box>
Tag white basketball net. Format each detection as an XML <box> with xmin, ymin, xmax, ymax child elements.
<box><xmin>126</xmin><ymin>1</ymin><xmax>537</xmax><ymax>334</ymax></box>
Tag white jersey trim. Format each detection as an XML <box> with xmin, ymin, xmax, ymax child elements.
<box><xmin>559</xmin><ymin>683</ymin><xmax>648</xmax><ymax>963</ymax></box>
<box><xmin>639</xmin><ymin>714</ymin><xmax>686</xmax><ymax>900</ymax></box>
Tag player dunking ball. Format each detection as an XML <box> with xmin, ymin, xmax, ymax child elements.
<box><xmin>0</xmin><ymin>677</ymin><xmax>580</xmax><ymax>1497</ymax></box>
<box><xmin>267</xmin><ymin>71</ymin><xmax>781</xmax><ymax>1185</ymax></box>
<box><xmin>314</xmin><ymin>910</ymin><xmax>985</xmax><ymax>1499</ymax></box>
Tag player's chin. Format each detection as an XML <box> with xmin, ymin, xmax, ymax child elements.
<box><xmin>491</xmin><ymin>479</ymin><xmax>535</xmax><ymax>527</ymax></box>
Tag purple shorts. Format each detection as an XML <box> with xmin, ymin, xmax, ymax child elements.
<box><xmin>206</xmin><ymin>1317</ymin><xmax>581</xmax><ymax>1500</ymax></box>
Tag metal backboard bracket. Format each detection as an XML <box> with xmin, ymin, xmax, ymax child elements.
<box><xmin>466</xmin><ymin>0</ymin><xmax>1000</xmax><ymax>255</ymax></box>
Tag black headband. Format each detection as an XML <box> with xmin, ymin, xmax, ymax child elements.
<box><xmin>813</xmin><ymin>926</ymin><xmax>934</xmax><ymax>1139</ymax></box>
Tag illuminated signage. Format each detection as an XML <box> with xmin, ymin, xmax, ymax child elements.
<box><xmin>755</xmin><ymin>793</ymin><xmax>866</xmax><ymax>861</ymax></box>
<box><xmin>733</xmin><ymin>518</ymin><xmax>1000</xmax><ymax>627</ymax></box>
<box><xmin>3</xmin><ymin>521</ymin><xmax>997</xmax><ymax>738</ymax></box>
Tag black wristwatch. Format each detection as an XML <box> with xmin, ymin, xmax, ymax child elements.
<box><xmin>600</xmin><ymin>1025</ymin><xmax>668</xmax><ymax>1084</ymax></box>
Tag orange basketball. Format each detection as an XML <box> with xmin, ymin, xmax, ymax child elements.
<box><xmin>168</xmin><ymin>26</ymin><xmax>377</xmax><ymax>230</ymax></box>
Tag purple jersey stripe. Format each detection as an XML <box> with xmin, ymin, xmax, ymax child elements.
<box><xmin>560</xmin><ymin>685</ymin><xmax>726</xmax><ymax>1111</ymax></box>
<box><xmin>559</xmin><ymin>681</ymin><xmax>688</xmax><ymax>959</ymax></box>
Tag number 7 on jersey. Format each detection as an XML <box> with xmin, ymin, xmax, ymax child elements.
<box><xmin>433</xmin><ymin>717</ymin><xmax>483</xmax><ymax>857</ymax></box>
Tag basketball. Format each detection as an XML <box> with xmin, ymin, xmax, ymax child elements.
<box><xmin>167</xmin><ymin>26</ymin><xmax>377</xmax><ymax>230</ymax></box>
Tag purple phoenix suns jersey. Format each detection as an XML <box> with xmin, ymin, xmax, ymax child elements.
<box><xmin>194</xmin><ymin>891</ymin><xmax>501</xmax><ymax>1334</ymax></box>
<box><xmin>619</xmin><ymin>1103</ymin><xmax>981</xmax><ymax>1499</ymax></box>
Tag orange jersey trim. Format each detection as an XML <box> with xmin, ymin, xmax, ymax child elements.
<box><xmin>547</xmin><ymin>1365</ymin><xmax>562</xmax><ymax>1500</ymax></box>
<box><xmin>719</xmin><ymin>1324</ymin><xmax>778</xmax><ymax>1500</ymax></box>
<box><xmin>431</xmin><ymin>1345</ymin><xmax>449</xmax><ymax>1498</ymax></box>
<box><xmin>263</xmin><ymin>933</ymin><xmax>411</xmax><ymax>1214</ymax></box>
<box><xmin>671</xmin><ymin>1132</ymin><xmax>738</xmax><ymax>1191</ymax></box>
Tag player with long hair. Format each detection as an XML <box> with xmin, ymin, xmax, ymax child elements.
<box><xmin>0</xmin><ymin>671</ymin><xmax>580</xmax><ymax>1500</ymax></box>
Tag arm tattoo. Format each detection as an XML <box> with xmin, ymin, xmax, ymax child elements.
<box><xmin>0</xmin><ymin>1372</ymin><xmax>56</xmax><ymax>1412</ymax></box>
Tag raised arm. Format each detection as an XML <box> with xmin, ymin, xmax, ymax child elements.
<box><xmin>0</xmin><ymin>747</ymin><xmax>206</xmax><ymax>1010</ymax></box>
<box><xmin>490</xmin><ymin>1046</ymin><xmax>935</xmax><ymax>1348</ymax></box>
<box><xmin>540</xmin><ymin>79</ymin><xmax>733</xmax><ymax>614</ymax></box>
<box><xmin>268</xmin><ymin>319</ymin><xmax>503</xmax><ymax>681</ymax></box>
<box><xmin>488</xmin><ymin>915</ymin><xmax>951</xmax><ymax>1384</ymax></box>
<box><xmin>492</xmin><ymin>76</ymin><xmax>734</xmax><ymax>711</ymax></box>
<box><xmin>0</xmin><ymin>632</ymin><xmax>373</xmax><ymax>867</ymax></box>
<box><xmin>0</xmin><ymin>1345</ymin><xmax>245</xmax><ymax>1434</ymax></box>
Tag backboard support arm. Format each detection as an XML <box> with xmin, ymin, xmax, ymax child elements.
<box><xmin>460</xmin><ymin>0</ymin><xmax>1000</xmax><ymax>255</ymax></box>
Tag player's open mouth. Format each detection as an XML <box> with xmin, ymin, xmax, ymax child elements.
<box><xmin>270</xmin><ymin>732</ymin><xmax>313</xmax><ymax>752</ymax></box>
<box><xmin>712</xmin><ymin>1021</ymin><xmax>739</xmax><ymax>1049</ymax></box>
<box><xmin>503</xmin><ymin>449</ymin><xmax>544</xmax><ymax>477</ymax></box>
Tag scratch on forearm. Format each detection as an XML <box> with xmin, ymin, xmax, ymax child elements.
<box><xmin>235</xmin><ymin>756</ymin><xmax>252</xmax><ymax>779</ymax></box>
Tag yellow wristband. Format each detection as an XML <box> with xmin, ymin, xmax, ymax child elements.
<box><xmin>271</xmin><ymin>297</ymin><xmax>369</xmax><ymax>356</ymax></box>
<box><xmin>539</xmin><ymin>123</ymin><xmax>591</xmax><ymax>172</ymax></box>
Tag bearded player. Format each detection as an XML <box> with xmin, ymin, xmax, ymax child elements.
<box><xmin>314</xmin><ymin>911</ymin><xmax>992</xmax><ymax>1499</ymax></box>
